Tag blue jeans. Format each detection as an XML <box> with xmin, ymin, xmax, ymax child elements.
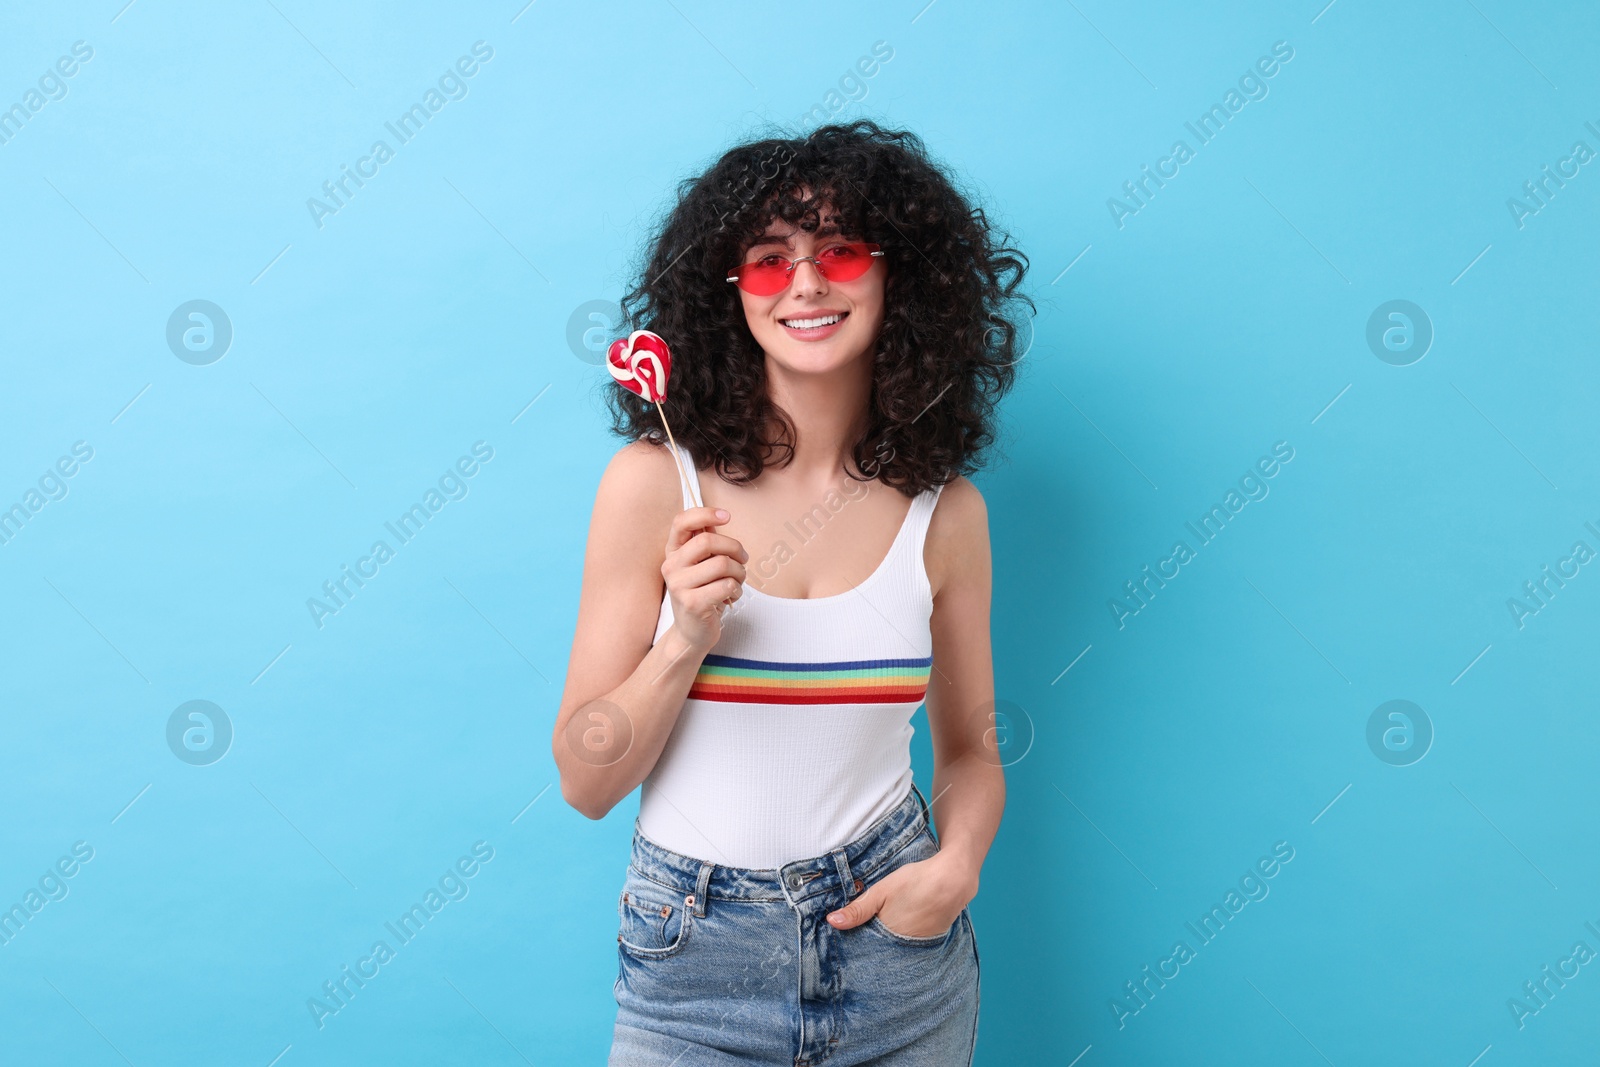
<box><xmin>608</xmin><ymin>783</ymin><xmax>981</xmax><ymax>1066</ymax></box>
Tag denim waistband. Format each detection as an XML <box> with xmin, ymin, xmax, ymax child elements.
<box><xmin>627</xmin><ymin>783</ymin><xmax>933</xmax><ymax>917</ymax></box>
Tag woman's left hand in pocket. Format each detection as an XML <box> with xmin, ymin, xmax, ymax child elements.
<box><xmin>825</xmin><ymin>853</ymin><xmax>977</xmax><ymax>938</ymax></box>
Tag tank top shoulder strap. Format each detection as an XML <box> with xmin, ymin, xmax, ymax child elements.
<box><xmin>668</xmin><ymin>440</ymin><xmax>703</xmax><ymax>509</ymax></box>
<box><xmin>896</xmin><ymin>476</ymin><xmax>940</xmax><ymax>598</ymax></box>
<box><xmin>916</xmin><ymin>480</ymin><xmax>946</xmax><ymax>535</ymax></box>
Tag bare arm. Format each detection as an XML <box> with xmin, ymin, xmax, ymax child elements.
<box><xmin>920</xmin><ymin>476</ymin><xmax>1005</xmax><ymax>901</ymax></box>
<box><xmin>552</xmin><ymin>441</ymin><xmax>747</xmax><ymax>819</ymax></box>
<box><xmin>825</xmin><ymin>476</ymin><xmax>1005</xmax><ymax>935</ymax></box>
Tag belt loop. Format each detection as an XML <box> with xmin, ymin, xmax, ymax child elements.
<box><xmin>910</xmin><ymin>782</ymin><xmax>936</xmax><ymax>843</ymax></box>
<box><xmin>831</xmin><ymin>847</ymin><xmax>860</xmax><ymax>899</ymax></box>
<box><xmin>689</xmin><ymin>861</ymin><xmax>714</xmax><ymax>918</ymax></box>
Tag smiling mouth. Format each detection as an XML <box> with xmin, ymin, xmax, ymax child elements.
<box><xmin>779</xmin><ymin>311</ymin><xmax>847</xmax><ymax>329</ymax></box>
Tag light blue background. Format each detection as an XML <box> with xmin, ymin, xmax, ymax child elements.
<box><xmin>2</xmin><ymin>1</ymin><xmax>1597</xmax><ymax>1063</ymax></box>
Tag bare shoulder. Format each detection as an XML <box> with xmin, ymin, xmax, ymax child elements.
<box><xmin>924</xmin><ymin>475</ymin><xmax>991</xmax><ymax>600</ymax></box>
<box><xmin>600</xmin><ymin>439</ymin><xmax>683</xmax><ymax>501</ymax></box>
<box><xmin>591</xmin><ymin>439</ymin><xmax>684</xmax><ymax>563</ymax></box>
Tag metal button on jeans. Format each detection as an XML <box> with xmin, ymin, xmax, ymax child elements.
<box><xmin>787</xmin><ymin>873</ymin><xmax>802</xmax><ymax>889</ymax></box>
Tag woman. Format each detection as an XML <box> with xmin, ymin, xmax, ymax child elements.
<box><xmin>555</xmin><ymin>120</ymin><xmax>1030</xmax><ymax>1065</ymax></box>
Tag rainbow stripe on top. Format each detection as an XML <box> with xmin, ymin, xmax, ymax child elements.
<box><xmin>688</xmin><ymin>653</ymin><xmax>933</xmax><ymax>705</ymax></box>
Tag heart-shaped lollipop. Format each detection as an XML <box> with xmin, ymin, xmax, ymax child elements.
<box><xmin>606</xmin><ymin>330</ymin><xmax>672</xmax><ymax>404</ymax></box>
<box><xmin>604</xmin><ymin>328</ymin><xmax>701</xmax><ymax>524</ymax></box>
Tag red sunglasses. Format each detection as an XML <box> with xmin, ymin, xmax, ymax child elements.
<box><xmin>726</xmin><ymin>242</ymin><xmax>883</xmax><ymax>296</ymax></box>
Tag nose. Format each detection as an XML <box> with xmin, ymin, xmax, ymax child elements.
<box><xmin>788</xmin><ymin>256</ymin><xmax>828</xmax><ymax>297</ymax></box>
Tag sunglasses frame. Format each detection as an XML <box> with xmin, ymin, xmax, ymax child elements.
<box><xmin>725</xmin><ymin>242</ymin><xmax>884</xmax><ymax>295</ymax></box>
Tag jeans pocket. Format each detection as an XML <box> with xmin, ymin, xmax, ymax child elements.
<box><xmin>617</xmin><ymin>871</ymin><xmax>692</xmax><ymax>960</ymax></box>
<box><xmin>869</xmin><ymin>912</ymin><xmax>957</xmax><ymax>947</ymax></box>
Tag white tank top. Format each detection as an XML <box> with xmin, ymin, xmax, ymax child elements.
<box><xmin>638</xmin><ymin>440</ymin><xmax>945</xmax><ymax>869</ymax></box>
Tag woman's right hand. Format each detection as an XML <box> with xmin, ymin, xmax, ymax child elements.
<box><xmin>663</xmin><ymin>506</ymin><xmax>748</xmax><ymax>654</ymax></box>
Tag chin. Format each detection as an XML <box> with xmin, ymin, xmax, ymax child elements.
<box><xmin>766</xmin><ymin>342</ymin><xmax>865</xmax><ymax>375</ymax></box>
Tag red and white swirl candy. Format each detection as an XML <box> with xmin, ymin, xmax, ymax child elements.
<box><xmin>604</xmin><ymin>328</ymin><xmax>734</xmax><ymax>606</ymax></box>
<box><xmin>606</xmin><ymin>330</ymin><xmax>672</xmax><ymax>404</ymax></box>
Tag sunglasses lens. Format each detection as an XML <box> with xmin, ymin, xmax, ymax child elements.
<box><xmin>815</xmin><ymin>243</ymin><xmax>873</xmax><ymax>282</ymax></box>
<box><xmin>737</xmin><ymin>261</ymin><xmax>792</xmax><ymax>296</ymax></box>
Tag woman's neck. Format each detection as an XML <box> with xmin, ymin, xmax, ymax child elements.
<box><xmin>761</xmin><ymin>353</ymin><xmax>874</xmax><ymax>484</ymax></box>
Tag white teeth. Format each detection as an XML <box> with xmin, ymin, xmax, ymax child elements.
<box><xmin>781</xmin><ymin>313</ymin><xmax>843</xmax><ymax>329</ymax></box>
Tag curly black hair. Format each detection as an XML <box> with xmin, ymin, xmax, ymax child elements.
<box><xmin>604</xmin><ymin>119</ymin><xmax>1032</xmax><ymax>496</ymax></box>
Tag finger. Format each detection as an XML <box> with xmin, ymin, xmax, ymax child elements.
<box><xmin>665</xmin><ymin>509</ymin><xmax>723</xmax><ymax>554</ymax></box>
<box><xmin>671</xmin><ymin>555</ymin><xmax>746</xmax><ymax>594</ymax></box>
<box><xmin>688</xmin><ymin>577</ymin><xmax>745</xmax><ymax>619</ymax></box>
<box><xmin>666</xmin><ymin>507</ymin><xmax>729</xmax><ymax>552</ymax></box>
<box><xmin>826</xmin><ymin>886</ymin><xmax>881</xmax><ymax>929</ymax></box>
<box><xmin>711</xmin><ymin>577</ymin><xmax>744</xmax><ymax>609</ymax></box>
<box><xmin>671</xmin><ymin>531</ymin><xmax>749</xmax><ymax>568</ymax></box>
